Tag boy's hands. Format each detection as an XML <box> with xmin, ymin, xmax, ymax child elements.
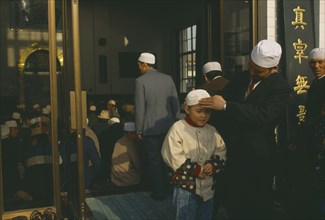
<box><xmin>198</xmin><ymin>170</ymin><xmax>207</xmax><ymax>179</ymax></box>
<box><xmin>197</xmin><ymin>163</ymin><xmax>214</xmax><ymax>179</ymax></box>
<box><xmin>203</xmin><ymin>162</ymin><xmax>213</xmax><ymax>176</ymax></box>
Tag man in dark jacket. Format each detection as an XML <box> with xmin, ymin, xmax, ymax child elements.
<box><xmin>199</xmin><ymin>39</ymin><xmax>291</xmax><ymax>219</ymax></box>
<box><xmin>301</xmin><ymin>48</ymin><xmax>325</xmax><ymax>219</ymax></box>
<box><xmin>199</xmin><ymin>61</ymin><xmax>229</xmax><ymax>96</ymax></box>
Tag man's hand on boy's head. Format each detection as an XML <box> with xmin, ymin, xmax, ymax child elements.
<box><xmin>199</xmin><ymin>95</ymin><xmax>226</xmax><ymax>111</ymax></box>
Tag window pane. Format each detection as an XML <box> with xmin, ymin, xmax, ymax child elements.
<box><xmin>187</xmin><ymin>27</ymin><xmax>191</xmax><ymax>39</ymax></box>
<box><xmin>179</xmin><ymin>24</ymin><xmax>197</xmax><ymax>93</ymax></box>
<box><xmin>193</xmin><ymin>25</ymin><xmax>197</xmax><ymax>38</ymax></box>
<box><xmin>193</xmin><ymin>37</ymin><xmax>196</xmax><ymax>50</ymax></box>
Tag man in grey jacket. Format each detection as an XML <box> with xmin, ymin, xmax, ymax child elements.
<box><xmin>135</xmin><ymin>52</ymin><xmax>180</xmax><ymax>200</ymax></box>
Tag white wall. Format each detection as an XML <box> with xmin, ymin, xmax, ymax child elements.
<box><xmin>79</xmin><ymin>1</ymin><xmax>206</xmax><ymax>96</ymax></box>
<box><xmin>319</xmin><ymin>0</ymin><xmax>325</xmax><ymax>47</ymax></box>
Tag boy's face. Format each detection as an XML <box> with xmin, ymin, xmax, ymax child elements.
<box><xmin>185</xmin><ymin>104</ymin><xmax>211</xmax><ymax>127</ymax></box>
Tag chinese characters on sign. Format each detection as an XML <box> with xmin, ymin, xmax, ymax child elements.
<box><xmin>292</xmin><ymin>6</ymin><xmax>307</xmax><ymax>29</ymax></box>
<box><xmin>293</xmin><ymin>75</ymin><xmax>310</xmax><ymax>94</ymax></box>
<box><xmin>291</xmin><ymin>5</ymin><xmax>310</xmax><ymax>124</ymax></box>
<box><xmin>296</xmin><ymin>105</ymin><xmax>306</xmax><ymax>124</ymax></box>
<box><xmin>293</xmin><ymin>38</ymin><xmax>308</xmax><ymax>64</ymax></box>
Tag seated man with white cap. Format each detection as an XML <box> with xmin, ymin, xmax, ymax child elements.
<box><xmin>87</xmin><ymin>104</ymin><xmax>98</xmax><ymax>128</ymax></box>
<box><xmin>111</xmin><ymin>122</ymin><xmax>141</xmax><ymax>187</ymax></box>
<box><xmin>199</xmin><ymin>61</ymin><xmax>229</xmax><ymax>96</ymax></box>
<box><xmin>12</xmin><ymin>112</ymin><xmax>22</xmax><ymax>125</ymax></box>
<box><xmin>107</xmin><ymin>99</ymin><xmax>120</xmax><ymax>118</ymax></box>
<box><xmin>1</xmin><ymin>122</ymin><xmax>32</xmax><ymax>206</ymax></box>
<box><xmin>199</xmin><ymin>39</ymin><xmax>291</xmax><ymax>219</ymax></box>
<box><xmin>30</xmin><ymin>103</ymin><xmax>42</xmax><ymax>118</ymax></box>
<box><xmin>23</xmin><ymin>117</ymin><xmax>53</xmax><ymax>202</ymax></box>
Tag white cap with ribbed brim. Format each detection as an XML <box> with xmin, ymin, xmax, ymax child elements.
<box><xmin>186</xmin><ymin>89</ymin><xmax>210</xmax><ymax>106</ymax></box>
<box><xmin>309</xmin><ymin>48</ymin><xmax>325</xmax><ymax>60</ymax></box>
<box><xmin>202</xmin><ymin>62</ymin><xmax>222</xmax><ymax>74</ymax></box>
<box><xmin>251</xmin><ymin>39</ymin><xmax>282</xmax><ymax>68</ymax></box>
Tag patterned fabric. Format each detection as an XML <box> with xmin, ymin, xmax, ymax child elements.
<box><xmin>162</xmin><ymin>119</ymin><xmax>227</xmax><ymax>201</ymax></box>
<box><xmin>168</xmin><ymin>157</ymin><xmax>226</xmax><ymax>194</ymax></box>
<box><xmin>207</xmin><ymin>154</ymin><xmax>226</xmax><ymax>173</ymax></box>
<box><xmin>168</xmin><ymin>159</ymin><xmax>199</xmax><ymax>193</ymax></box>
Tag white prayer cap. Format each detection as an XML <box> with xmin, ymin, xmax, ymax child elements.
<box><xmin>42</xmin><ymin>107</ymin><xmax>50</xmax><ymax>115</ymax></box>
<box><xmin>33</xmin><ymin>104</ymin><xmax>40</xmax><ymax>109</ymax></box>
<box><xmin>108</xmin><ymin>100</ymin><xmax>116</xmax><ymax>105</ymax></box>
<box><xmin>309</xmin><ymin>48</ymin><xmax>325</xmax><ymax>60</ymax></box>
<box><xmin>138</xmin><ymin>52</ymin><xmax>155</xmax><ymax>64</ymax></box>
<box><xmin>17</xmin><ymin>103</ymin><xmax>26</xmax><ymax>109</ymax></box>
<box><xmin>251</xmin><ymin>39</ymin><xmax>282</xmax><ymax>68</ymax></box>
<box><xmin>1</xmin><ymin>124</ymin><xmax>10</xmax><ymax>139</ymax></box>
<box><xmin>124</xmin><ymin>122</ymin><xmax>136</xmax><ymax>132</ymax></box>
<box><xmin>5</xmin><ymin>120</ymin><xmax>17</xmax><ymax>128</ymax></box>
<box><xmin>89</xmin><ymin>105</ymin><xmax>96</xmax><ymax>111</ymax></box>
<box><xmin>186</xmin><ymin>89</ymin><xmax>210</xmax><ymax>106</ymax></box>
<box><xmin>98</xmin><ymin>110</ymin><xmax>110</xmax><ymax>119</ymax></box>
<box><xmin>12</xmin><ymin>112</ymin><xmax>21</xmax><ymax>120</ymax></box>
<box><xmin>29</xmin><ymin>117</ymin><xmax>41</xmax><ymax>125</ymax></box>
<box><xmin>202</xmin><ymin>62</ymin><xmax>222</xmax><ymax>74</ymax></box>
<box><xmin>108</xmin><ymin>117</ymin><xmax>120</xmax><ymax>125</ymax></box>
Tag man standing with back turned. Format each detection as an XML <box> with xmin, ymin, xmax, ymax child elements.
<box><xmin>199</xmin><ymin>39</ymin><xmax>291</xmax><ymax>219</ymax></box>
<box><xmin>135</xmin><ymin>52</ymin><xmax>180</xmax><ymax>200</ymax></box>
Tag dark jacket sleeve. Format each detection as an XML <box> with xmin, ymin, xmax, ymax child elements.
<box><xmin>225</xmin><ymin>74</ymin><xmax>292</xmax><ymax>128</ymax></box>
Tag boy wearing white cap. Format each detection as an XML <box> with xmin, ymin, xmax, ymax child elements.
<box><xmin>162</xmin><ymin>89</ymin><xmax>226</xmax><ymax>220</ymax></box>
<box><xmin>199</xmin><ymin>39</ymin><xmax>291</xmax><ymax>219</ymax></box>
<box><xmin>111</xmin><ymin>122</ymin><xmax>141</xmax><ymax>187</ymax></box>
<box><xmin>199</xmin><ymin>61</ymin><xmax>229</xmax><ymax>96</ymax></box>
<box><xmin>135</xmin><ymin>52</ymin><xmax>180</xmax><ymax>200</ymax></box>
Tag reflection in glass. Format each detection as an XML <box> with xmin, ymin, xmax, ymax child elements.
<box><xmin>1</xmin><ymin>0</ymin><xmax>63</xmax><ymax>213</ymax></box>
<box><xmin>223</xmin><ymin>0</ymin><xmax>251</xmax><ymax>79</ymax></box>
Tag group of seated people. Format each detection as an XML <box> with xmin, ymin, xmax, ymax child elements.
<box><xmin>0</xmin><ymin>98</ymin><xmax>142</xmax><ymax>210</ymax></box>
<box><xmin>1</xmin><ymin>103</ymin><xmax>53</xmax><ymax>210</ymax></box>
<box><xmin>83</xmin><ymin>99</ymin><xmax>142</xmax><ymax>191</ymax></box>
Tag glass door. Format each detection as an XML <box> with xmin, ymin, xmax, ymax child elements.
<box><xmin>0</xmin><ymin>0</ymin><xmax>63</xmax><ymax>218</ymax></box>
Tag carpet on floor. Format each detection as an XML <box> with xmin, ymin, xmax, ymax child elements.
<box><xmin>86</xmin><ymin>191</ymin><xmax>174</xmax><ymax>220</ymax></box>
